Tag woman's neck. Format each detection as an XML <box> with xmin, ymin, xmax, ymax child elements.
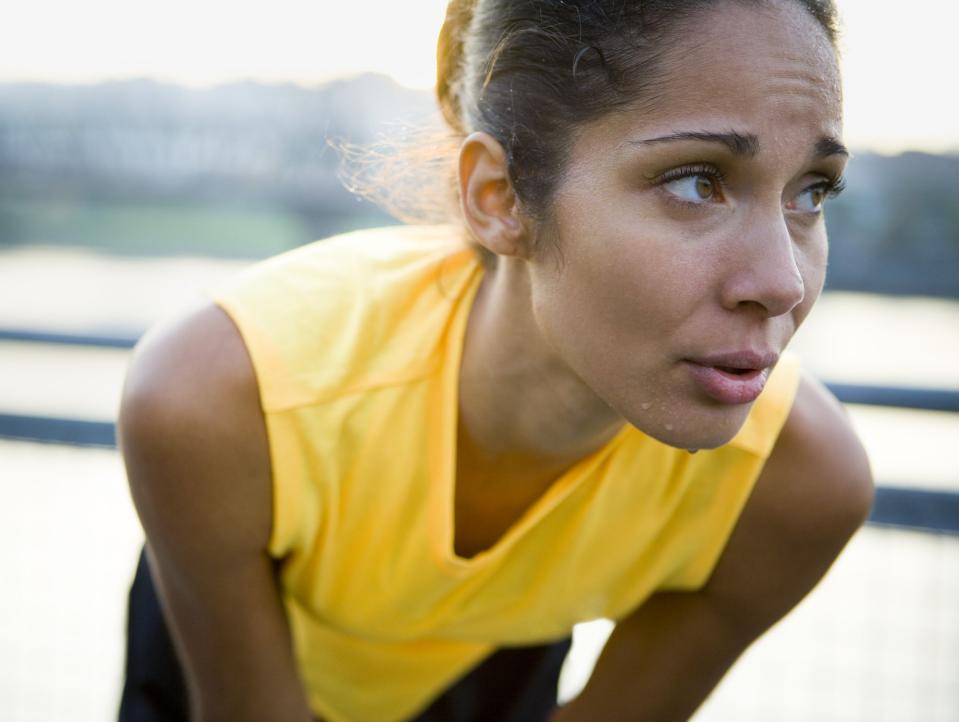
<box><xmin>457</xmin><ymin>257</ymin><xmax>626</xmax><ymax>474</ymax></box>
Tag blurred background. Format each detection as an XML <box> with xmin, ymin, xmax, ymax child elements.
<box><xmin>0</xmin><ymin>0</ymin><xmax>957</xmax><ymax>720</ymax></box>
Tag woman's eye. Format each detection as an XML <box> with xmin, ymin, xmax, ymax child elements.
<box><xmin>789</xmin><ymin>184</ymin><xmax>831</xmax><ymax>213</ymax></box>
<box><xmin>662</xmin><ymin>173</ymin><xmax>721</xmax><ymax>204</ymax></box>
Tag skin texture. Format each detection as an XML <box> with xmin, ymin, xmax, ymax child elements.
<box><xmin>120</xmin><ymin>0</ymin><xmax>873</xmax><ymax>719</ymax></box>
<box><xmin>549</xmin><ymin>371</ymin><xmax>873</xmax><ymax>721</ymax></box>
<box><xmin>457</xmin><ymin>1</ymin><xmax>873</xmax><ymax>717</ymax></box>
<box><xmin>458</xmin><ymin>0</ymin><xmax>846</xmax><ymax>461</ymax></box>
<box><xmin>120</xmin><ymin>304</ymin><xmax>314</xmax><ymax>722</ymax></box>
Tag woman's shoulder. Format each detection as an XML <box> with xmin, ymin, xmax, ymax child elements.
<box><xmin>208</xmin><ymin>224</ymin><xmax>480</xmax><ymax>411</ymax></box>
<box><xmin>121</xmin><ymin>300</ymin><xmax>261</xmax><ymax>433</ymax></box>
<box><xmin>119</xmin><ymin>300</ymin><xmax>273</xmax><ymax>551</ymax></box>
<box><xmin>761</xmin><ymin>372</ymin><xmax>875</xmax><ymax>535</ymax></box>
<box><xmin>700</xmin><ymin>372</ymin><xmax>874</xmax><ymax>631</ymax></box>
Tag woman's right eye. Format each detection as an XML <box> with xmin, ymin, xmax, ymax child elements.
<box><xmin>659</xmin><ymin>169</ymin><xmax>726</xmax><ymax>205</ymax></box>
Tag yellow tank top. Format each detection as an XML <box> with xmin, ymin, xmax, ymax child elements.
<box><xmin>210</xmin><ymin>225</ymin><xmax>801</xmax><ymax>722</ymax></box>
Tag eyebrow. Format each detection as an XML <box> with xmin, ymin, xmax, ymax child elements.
<box><xmin>814</xmin><ymin>136</ymin><xmax>850</xmax><ymax>158</ymax></box>
<box><xmin>631</xmin><ymin>131</ymin><xmax>760</xmax><ymax>156</ymax></box>
<box><xmin>631</xmin><ymin>131</ymin><xmax>850</xmax><ymax>160</ymax></box>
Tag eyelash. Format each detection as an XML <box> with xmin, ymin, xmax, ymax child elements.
<box><xmin>652</xmin><ymin>163</ymin><xmax>848</xmax><ymax>209</ymax></box>
<box><xmin>813</xmin><ymin>175</ymin><xmax>847</xmax><ymax>199</ymax></box>
<box><xmin>658</xmin><ymin>164</ymin><xmax>727</xmax><ymax>191</ymax></box>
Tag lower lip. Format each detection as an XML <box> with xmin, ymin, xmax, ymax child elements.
<box><xmin>684</xmin><ymin>362</ymin><xmax>771</xmax><ymax>405</ymax></box>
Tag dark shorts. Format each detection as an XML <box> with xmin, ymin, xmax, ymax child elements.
<box><xmin>118</xmin><ymin>550</ymin><xmax>571</xmax><ymax>722</ymax></box>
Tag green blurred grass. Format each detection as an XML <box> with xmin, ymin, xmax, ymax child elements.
<box><xmin>0</xmin><ymin>198</ymin><xmax>388</xmax><ymax>258</ymax></box>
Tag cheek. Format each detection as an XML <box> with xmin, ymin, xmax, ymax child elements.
<box><xmin>536</xmin><ymin>236</ymin><xmax>652</xmax><ymax>328</ymax></box>
<box><xmin>528</xmin><ymin>251</ymin><xmax>617</xmax><ymax>347</ymax></box>
<box><xmin>791</xmin><ymin>232</ymin><xmax>829</xmax><ymax>325</ymax></box>
<box><xmin>529</xmin><ymin>233</ymin><xmax>695</xmax><ymax>391</ymax></box>
<box><xmin>801</xmin><ymin>232</ymin><xmax>829</xmax><ymax>297</ymax></box>
<box><xmin>530</xmin><ymin>178</ymin><xmax>710</xmax><ymax>352</ymax></box>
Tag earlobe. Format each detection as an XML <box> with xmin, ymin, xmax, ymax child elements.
<box><xmin>458</xmin><ymin>132</ymin><xmax>529</xmax><ymax>259</ymax></box>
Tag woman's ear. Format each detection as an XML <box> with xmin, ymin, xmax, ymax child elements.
<box><xmin>457</xmin><ymin>132</ymin><xmax>529</xmax><ymax>259</ymax></box>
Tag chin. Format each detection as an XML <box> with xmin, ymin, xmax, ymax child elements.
<box><xmin>629</xmin><ymin>405</ymin><xmax>752</xmax><ymax>451</ymax></box>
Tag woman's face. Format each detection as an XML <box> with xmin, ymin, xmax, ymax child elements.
<box><xmin>526</xmin><ymin>0</ymin><xmax>846</xmax><ymax>449</ymax></box>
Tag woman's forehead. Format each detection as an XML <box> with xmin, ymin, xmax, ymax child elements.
<box><xmin>611</xmin><ymin>1</ymin><xmax>843</xmax><ymax>148</ymax></box>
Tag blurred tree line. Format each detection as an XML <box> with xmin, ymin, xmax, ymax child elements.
<box><xmin>0</xmin><ymin>76</ymin><xmax>956</xmax><ymax>298</ymax></box>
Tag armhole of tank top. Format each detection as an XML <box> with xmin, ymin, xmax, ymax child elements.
<box><xmin>204</xmin><ymin>289</ymin><xmax>304</xmax><ymax>558</ymax></box>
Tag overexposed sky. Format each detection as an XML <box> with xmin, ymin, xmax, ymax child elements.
<box><xmin>0</xmin><ymin>0</ymin><xmax>448</xmax><ymax>89</ymax></box>
<box><xmin>1</xmin><ymin>0</ymin><xmax>956</xmax><ymax>154</ymax></box>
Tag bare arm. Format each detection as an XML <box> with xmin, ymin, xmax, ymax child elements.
<box><xmin>119</xmin><ymin>303</ymin><xmax>314</xmax><ymax>722</ymax></box>
<box><xmin>553</xmin><ymin>374</ymin><xmax>875</xmax><ymax>721</ymax></box>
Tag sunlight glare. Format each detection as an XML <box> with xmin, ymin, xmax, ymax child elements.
<box><xmin>0</xmin><ymin>0</ymin><xmax>449</xmax><ymax>90</ymax></box>
<box><xmin>0</xmin><ymin>0</ymin><xmax>956</xmax><ymax>152</ymax></box>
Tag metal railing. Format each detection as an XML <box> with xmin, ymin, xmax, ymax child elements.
<box><xmin>2</xmin><ymin>328</ymin><xmax>958</xmax><ymax>536</ymax></box>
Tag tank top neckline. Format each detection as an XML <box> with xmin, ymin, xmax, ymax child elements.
<box><xmin>427</xmin><ymin>259</ymin><xmax>631</xmax><ymax>575</ymax></box>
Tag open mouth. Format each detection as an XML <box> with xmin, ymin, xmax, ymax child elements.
<box><xmin>713</xmin><ymin>366</ymin><xmax>762</xmax><ymax>379</ymax></box>
<box><xmin>716</xmin><ymin>366</ymin><xmax>756</xmax><ymax>376</ymax></box>
<box><xmin>683</xmin><ymin>350</ymin><xmax>778</xmax><ymax>404</ymax></box>
<box><xmin>685</xmin><ymin>362</ymin><xmax>771</xmax><ymax>404</ymax></box>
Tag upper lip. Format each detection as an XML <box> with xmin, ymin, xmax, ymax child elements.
<box><xmin>686</xmin><ymin>350</ymin><xmax>780</xmax><ymax>371</ymax></box>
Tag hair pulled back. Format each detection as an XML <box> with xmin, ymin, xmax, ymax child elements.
<box><xmin>436</xmin><ymin>0</ymin><xmax>839</xmax><ymax>219</ymax></box>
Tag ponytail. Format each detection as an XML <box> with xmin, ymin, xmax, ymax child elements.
<box><xmin>436</xmin><ymin>0</ymin><xmax>477</xmax><ymax>135</ymax></box>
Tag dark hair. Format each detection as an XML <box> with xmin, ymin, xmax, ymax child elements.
<box><xmin>436</xmin><ymin>0</ymin><xmax>839</xmax><ymax>220</ymax></box>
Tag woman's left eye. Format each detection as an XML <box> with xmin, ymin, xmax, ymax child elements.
<box><xmin>789</xmin><ymin>184</ymin><xmax>830</xmax><ymax>213</ymax></box>
<box><xmin>788</xmin><ymin>177</ymin><xmax>846</xmax><ymax>213</ymax></box>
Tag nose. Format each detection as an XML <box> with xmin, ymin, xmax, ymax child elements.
<box><xmin>719</xmin><ymin>210</ymin><xmax>806</xmax><ymax>318</ymax></box>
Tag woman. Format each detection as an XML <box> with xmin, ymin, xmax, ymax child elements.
<box><xmin>118</xmin><ymin>1</ymin><xmax>874</xmax><ymax>720</ymax></box>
